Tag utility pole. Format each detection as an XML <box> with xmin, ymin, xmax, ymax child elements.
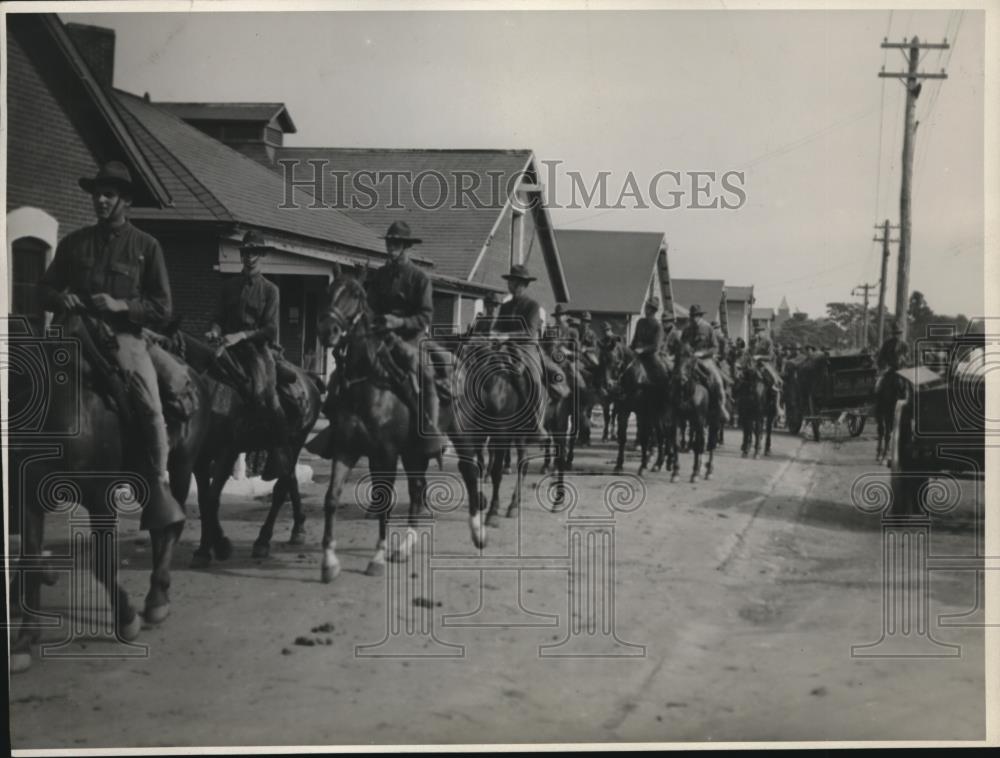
<box><xmin>880</xmin><ymin>35</ymin><xmax>949</xmax><ymax>342</ymax></box>
<box><xmin>872</xmin><ymin>220</ymin><xmax>900</xmax><ymax>346</ymax></box>
<box><xmin>852</xmin><ymin>283</ymin><xmax>876</xmax><ymax>350</ymax></box>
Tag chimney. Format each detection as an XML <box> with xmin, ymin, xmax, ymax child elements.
<box><xmin>64</xmin><ymin>23</ymin><xmax>116</xmax><ymax>89</ymax></box>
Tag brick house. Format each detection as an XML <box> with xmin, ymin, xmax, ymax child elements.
<box><xmin>553</xmin><ymin>229</ymin><xmax>673</xmax><ymax>342</ymax></box>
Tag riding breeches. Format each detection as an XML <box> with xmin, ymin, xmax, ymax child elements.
<box><xmin>113</xmin><ymin>332</ymin><xmax>169</xmax><ymax>479</ymax></box>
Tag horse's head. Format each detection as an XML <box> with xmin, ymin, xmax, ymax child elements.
<box><xmin>674</xmin><ymin>344</ymin><xmax>697</xmax><ymax>392</ymax></box>
<box><xmin>319</xmin><ymin>275</ymin><xmax>368</xmax><ymax>349</ymax></box>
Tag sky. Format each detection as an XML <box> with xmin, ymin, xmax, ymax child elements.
<box><xmin>63</xmin><ymin>7</ymin><xmax>987</xmax><ymax>319</ymax></box>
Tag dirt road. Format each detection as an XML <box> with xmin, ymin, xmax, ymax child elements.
<box><xmin>9</xmin><ymin>422</ymin><xmax>986</xmax><ymax>748</ymax></box>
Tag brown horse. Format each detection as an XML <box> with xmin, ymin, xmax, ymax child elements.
<box><xmin>613</xmin><ymin>352</ymin><xmax>672</xmax><ymax>476</ymax></box>
<box><xmin>312</xmin><ymin>275</ymin><xmax>488</xmax><ymax>581</ymax></box>
<box><xmin>8</xmin><ymin>313</ymin><xmax>211</xmax><ymax>673</ymax></box>
<box><xmin>164</xmin><ymin>330</ymin><xmax>324</xmax><ymax>566</ymax></box>
<box><xmin>672</xmin><ymin>346</ymin><xmax>718</xmax><ymax>482</ymax></box>
<box><xmin>734</xmin><ymin>361</ymin><xmax>778</xmax><ymax>458</ymax></box>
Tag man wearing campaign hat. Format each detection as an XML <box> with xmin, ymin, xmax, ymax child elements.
<box><xmin>363</xmin><ymin>221</ymin><xmax>448</xmax><ymax>457</ymax></box>
<box><xmin>206</xmin><ymin>230</ymin><xmax>291</xmax><ymax>479</ymax></box>
<box><xmin>659</xmin><ymin>310</ymin><xmax>683</xmax><ymax>361</ymax></box>
<box><xmin>37</xmin><ymin>161</ymin><xmax>183</xmax><ymax>528</ymax></box>
<box><xmin>681</xmin><ymin>304</ymin><xmax>730</xmax><ymax>423</ymax></box>
<box><xmin>628</xmin><ymin>297</ymin><xmax>670</xmax><ymax>386</ymax></box>
<box><xmin>576</xmin><ymin>311</ymin><xmax>598</xmax><ymax>351</ymax></box>
<box><xmin>493</xmin><ymin>263</ymin><xmax>569</xmax><ymax>437</ymax></box>
<box><xmin>746</xmin><ymin>323</ymin><xmax>782</xmax><ymax>390</ymax></box>
<box><xmin>875</xmin><ymin>320</ymin><xmax>909</xmax><ymax>395</ymax></box>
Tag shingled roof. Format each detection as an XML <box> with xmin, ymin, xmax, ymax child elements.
<box><xmin>157</xmin><ymin>101</ymin><xmax>297</xmax><ymax>133</ymax></box>
<box><xmin>671</xmin><ymin>278</ymin><xmax>727</xmax><ymax>321</ymax></box>
<box><xmin>112</xmin><ymin>90</ymin><xmax>383</xmax><ymax>253</ymax></box>
<box><xmin>272</xmin><ymin>147</ymin><xmax>562</xmax><ymax>286</ymax></box>
<box><xmin>554</xmin><ymin>229</ymin><xmax>665</xmax><ymax>313</ymax></box>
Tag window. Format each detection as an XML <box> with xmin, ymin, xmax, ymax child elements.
<box><xmin>11</xmin><ymin>237</ymin><xmax>48</xmax><ymax>317</ymax></box>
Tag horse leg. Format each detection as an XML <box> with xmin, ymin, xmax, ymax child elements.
<box><xmin>288</xmin><ymin>476</ymin><xmax>307</xmax><ymax>544</ymax></box>
<box><xmin>486</xmin><ymin>438</ymin><xmax>505</xmax><ymax>528</ymax></box>
<box><xmin>320</xmin><ymin>455</ymin><xmax>357</xmax><ymax>583</ymax></box>
<box><xmin>503</xmin><ymin>446</ymin><xmax>512</xmax><ymax>476</ymax></box>
<box><xmin>252</xmin><ymin>476</ymin><xmax>289</xmax><ymax>559</ymax></box>
<box><xmin>753</xmin><ymin>414</ymin><xmax>762</xmax><ymax>458</ymax></box>
<box><xmin>456</xmin><ymin>442</ymin><xmax>488</xmax><ymax>549</ymax></box>
<box><xmin>143</xmin><ymin>456</ymin><xmax>191</xmax><ymax>624</ymax></box>
<box><xmin>741</xmin><ymin>407</ymin><xmax>750</xmax><ymax>457</ymax></box>
<box><xmin>765</xmin><ymin>402</ymin><xmax>774</xmax><ymax>455</ymax></box>
<box><xmin>541</xmin><ymin>436</ymin><xmax>551</xmax><ymax>474</ymax></box>
<box><xmin>366</xmin><ymin>460</ymin><xmax>398</xmax><ymax>576</ymax></box>
<box><xmin>10</xmin><ymin>506</ymin><xmax>46</xmax><ymax>673</ymax></box>
<box><xmin>192</xmin><ymin>448</ymin><xmax>238</xmax><ymax>568</ymax></box>
<box><xmin>507</xmin><ymin>438</ymin><xmax>525</xmax><ymax>518</ymax></box>
<box><xmin>614</xmin><ymin>405</ymin><xmax>629</xmax><ymax>474</ymax></box>
<box><xmin>86</xmin><ymin>506</ymin><xmax>142</xmax><ymax>649</ymax></box>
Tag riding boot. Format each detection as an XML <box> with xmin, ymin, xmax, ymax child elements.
<box><xmin>417</xmin><ymin>368</ymin><xmax>447</xmax><ymax>458</ymax></box>
<box><xmin>138</xmin><ymin>413</ymin><xmax>185</xmax><ymax>531</ymax></box>
<box><xmin>262</xmin><ymin>403</ymin><xmax>293</xmax><ymax>481</ymax></box>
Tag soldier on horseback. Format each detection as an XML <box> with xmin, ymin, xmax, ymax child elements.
<box><xmin>745</xmin><ymin>323</ymin><xmax>783</xmax><ymax>392</ymax></box>
<box><xmin>467</xmin><ymin>291</ymin><xmax>502</xmax><ymax>336</ymax></box>
<box><xmin>629</xmin><ymin>297</ymin><xmax>670</xmax><ymax>386</ymax></box>
<box><xmin>365</xmin><ymin>221</ymin><xmax>448</xmax><ymax>457</ymax></box>
<box><xmin>680</xmin><ymin>304</ymin><xmax>731</xmax><ymax>423</ymax></box>
<box><xmin>205</xmin><ymin>230</ymin><xmax>292</xmax><ymax>481</ymax></box>
<box><xmin>492</xmin><ymin>263</ymin><xmax>569</xmax><ymax>438</ymax></box>
<box><xmin>549</xmin><ymin>303</ymin><xmax>584</xmax><ymax>394</ymax></box>
<box><xmin>660</xmin><ymin>311</ymin><xmax>683</xmax><ymax>361</ymax></box>
<box><xmin>576</xmin><ymin>311</ymin><xmax>598</xmax><ymax>350</ymax></box>
<box><xmin>37</xmin><ymin>161</ymin><xmax>185</xmax><ymax>528</ymax></box>
<box><xmin>875</xmin><ymin>321</ymin><xmax>909</xmax><ymax>394</ymax></box>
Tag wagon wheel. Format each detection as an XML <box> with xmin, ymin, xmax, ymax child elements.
<box><xmin>811</xmin><ymin>419</ymin><xmax>821</xmax><ymax>442</ymax></box>
<box><xmin>847</xmin><ymin>414</ymin><xmax>866</xmax><ymax>437</ymax></box>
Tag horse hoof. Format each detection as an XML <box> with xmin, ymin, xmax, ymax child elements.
<box><xmin>470</xmin><ymin>513</ymin><xmax>487</xmax><ymax>549</ymax></box>
<box><xmin>506</xmin><ymin>506</ymin><xmax>519</xmax><ymax>519</ymax></box>
<box><xmin>486</xmin><ymin>513</ymin><xmax>501</xmax><ymax>528</ymax></box>
<box><xmin>503</xmin><ymin>466</ymin><xmax>513</xmax><ymax>476</ymax></box>
<box><xmin>613</xmin><ymin>466</ymin><xmax>623</xmax><ymax>475</ymax></box>
<box><xmin>321</xmin><ymin>549</ymin><xmax>341</xmax><ymax>583</ymax></box>
<box><xmin>764</xmin><ymin>449</ymin><xmax>771</xmax><ymax>457</ymax></box>
<box><xmin>670</xmin><ymin>474</ymin><xmax>679</xmax><ymax>483</ymax></box>
<box><xmin>741</xmin><ymin>451</ymin><xmax>748</xmax><ymax>458</ymax></box>
<box><xmin>365</xmin><ymin>560</ymin><xmax>385</xmax><ymax>578</ymax></box>
<box><xmin>389</xmin><ymin>529</ymin><xmax>417</xmax><ymax>563</ymax></box>
<box><xmin>251</xmin><ymin>542</ymin><xmax>270</xmax><ymax>559</ymax></box>
<box><xmin>191</xmin><ymin>551</ymin><xmax>211</xmax><ymax>569</ymax></box>
<box><xmin>289</xmin><ymin>528</ymin><xmax>307</xmax><ymax>546</ymax></box>
<box><xmin>213</xmin><ymin>537</ymin><xmax>233</xmax><ymax>561</ymax></box>
<box><xmin>143</xmin><ymin>603</ymin><xmax>170</xmax><ymax>626</ymax></box>
<box><xmin>120</xmin><ymin>613</ymin><xmax>142</xmax><ymax>642</ymax></box>
<box><xmin>10</xmin><ymin>652</ymin><xmax>32</xmax><ymax>674</ymax></box>
<box><xmin>753</xmin><ymin>452</ymin><xmax>759</xmax><ymax>459</ymax></box>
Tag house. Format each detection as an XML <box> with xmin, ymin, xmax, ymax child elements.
<box><xmin>751</xmin><ymin>307</ymin><xmax>776</xmax><ymax>337</ymax></box>
<box><xmin>6</xmin><ymin>15</ymin><xmax>391</xmax><ymax>373</ymax></box>
<box><xmin>552</xmin><ymin>229</ymin><xmax>673</xmax><ymax>342</ymax></box>
<box><xmin>267</xmin><ymin>147</ymin><xmax>568</xmax><ymax>333</ymax></box>
<box><xmin>670</xmin><ymin>278</ymin><xmax>727</xmax><ymax>329</ymax></box>
<box><xmin>724</xmin><ymin>285</ymin><xmax>755</xmax><ymax>344</ymax></box>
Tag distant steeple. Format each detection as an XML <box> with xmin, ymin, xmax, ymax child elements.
<box><xmin>778</xmin><ymin>296</ymin><xmax>790</xmax><ymax>314</ymax></box>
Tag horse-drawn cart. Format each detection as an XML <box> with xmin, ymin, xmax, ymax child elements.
<box><xmin>887</xmin><ymin>332</ymin><xmax>986</xmax><ymax>515</ymax></box>
<box><xmin>785</xmin><ymin>352</ymin><xmax>877</xmax><ymax>441</ymax></box>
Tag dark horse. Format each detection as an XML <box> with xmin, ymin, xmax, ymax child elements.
<box><xmin>734</xmin><ymin>360</ymin><xmax>778</xmax><ymax>458</ymax></box>
<box><xmin>311</xmin><ymin>274</ymin><xmax>499</xmax><ymax>581</ymax></box>
<box><xmin>8</xmin><ymin>313</ymin><xmax>211</xmax><ymax>673</ymax></box>
<box><xmin>163</xmin><ymin>331</ymin><xmax>324</xmax><ymax>566</ymax></box>
<box><xmin>613</xmin><ymin>353</ymin><xmax>673</xmax><ymax>476</ymax></box>
<box><xmin>596</xmin><ymin>338</ymin><xmax>628</xmax><ymax>442</ymax></box>
<box><xmin>671</xmin><ymin>346</ymin><xmax>719</xmax><ymax>482</ymax></box>
<box><xmin>874</xmin><ymin>370</ymin><xmax>904</xmax><ymax>462</ymax></box>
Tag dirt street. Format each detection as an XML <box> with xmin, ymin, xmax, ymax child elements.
<box><xmin>8</xmin><ymin>422</ymin><xmax>986</xmax><ymax>748</ymax></box>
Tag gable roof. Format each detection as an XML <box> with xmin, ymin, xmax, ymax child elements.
<box><xmin>16</xmin><ymin>14</ymin><xmax>173</xmax><ymax>207</ymax></box>
<box><xmin>671</xmin><ymin>278</ymin><xmax>726</xmax><ymax>320</ymax></box>
<box><xmin>112</xmin><ymin>90</ymin><xmax>384</xmax><ymax>253</ymax></box>
<box><xmin>554</xmin><ymin>229</ymin><xmax>665</xmax><ymax>313</ymax></box>
<box><xmin>272</xmin><ymin>147</ymin><xmax>563</xmax><ymax>290</ymax></box>
<box><xmin>157</xmin><ymin>101</ymin><xmax>297</xmax><ymax>133</ymax></box>
<box><xmin>726</xmin><ymin>285</ymin><xmax>754</xmax><ymax>303</ymax></box>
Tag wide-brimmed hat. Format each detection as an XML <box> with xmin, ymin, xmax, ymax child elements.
<box><xmin>689</xmin><ymin>304</ymin><xmax>705</xmax><ymax>317</ymax></box>
<box><xmin>645</xmin><ymin>297</ymin><xmax>660</xmax><ymax>310</ymax></box>
<box><xmin>603</xmin><ymin>324</ymin><xmax>614</xmax><ymax>334</ymax></box>
<box><xmin>239</xmin><ymin>230</ymin><xmax>270</xmax><ymax>253</ymax></box>
<box><xmin>79</xmin><ymin>161</ymin><xmax>134</xmax><ymax>195</ymax></box>
<box><xmin>554</xmin><ymin>303</ymin><xmax>567</xmax><ymax>316</ymax></box>
<box><xmin>382</xmin><ymin>221</ymin><xmax>422</xmax><ymax>244</ymax></box>
<box><xmin>502</xmin><ymin>264</ymin><xmax>536</xmax><ymax>283</ymax></box>
<box><xmin>580</xmin><ymin>311</ymin><xmax>592</xmax><ymax>321</ymax></box>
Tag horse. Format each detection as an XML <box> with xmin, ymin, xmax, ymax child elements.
<box><xmin>734</xmin><ymin>361</ymin><xmax>778</xmax><ymax>458</ymax></box>
<box><xmin>574</xmin><ymin>345</ymin><xmax>602</xmax><ymax>447</ymax></box>
<box><xmin>595</xmin><ymin>339</ymin><xmax>627</xmax><ymax>442</ymax></box>
<box><xmin>8</xmin><ymin>312</ymin><xmax>211</xmax><ymax>673</ymax></box>
<box><xmin>874</xmin><ymin>370</ymin><xmax>903</xmax><ymax>462</ymax></box>
<box><xmin>161</xmin><ymin>330</ymin><xmax>324</xmax><ymax>566</ymax></box>
<box><xmin>671</xmin><ymin>347</ymin><xmax>719</xmax><ymax>482</ymax></box>
<box><xmin>613</xmin><ymin>352</ymin><xmax>672</xmax><ymax>476</ymax></box>
<box><xmin>313</xmin><ymin>274</ymin><xmax>532</xmax><ymax>581</ymax></box>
